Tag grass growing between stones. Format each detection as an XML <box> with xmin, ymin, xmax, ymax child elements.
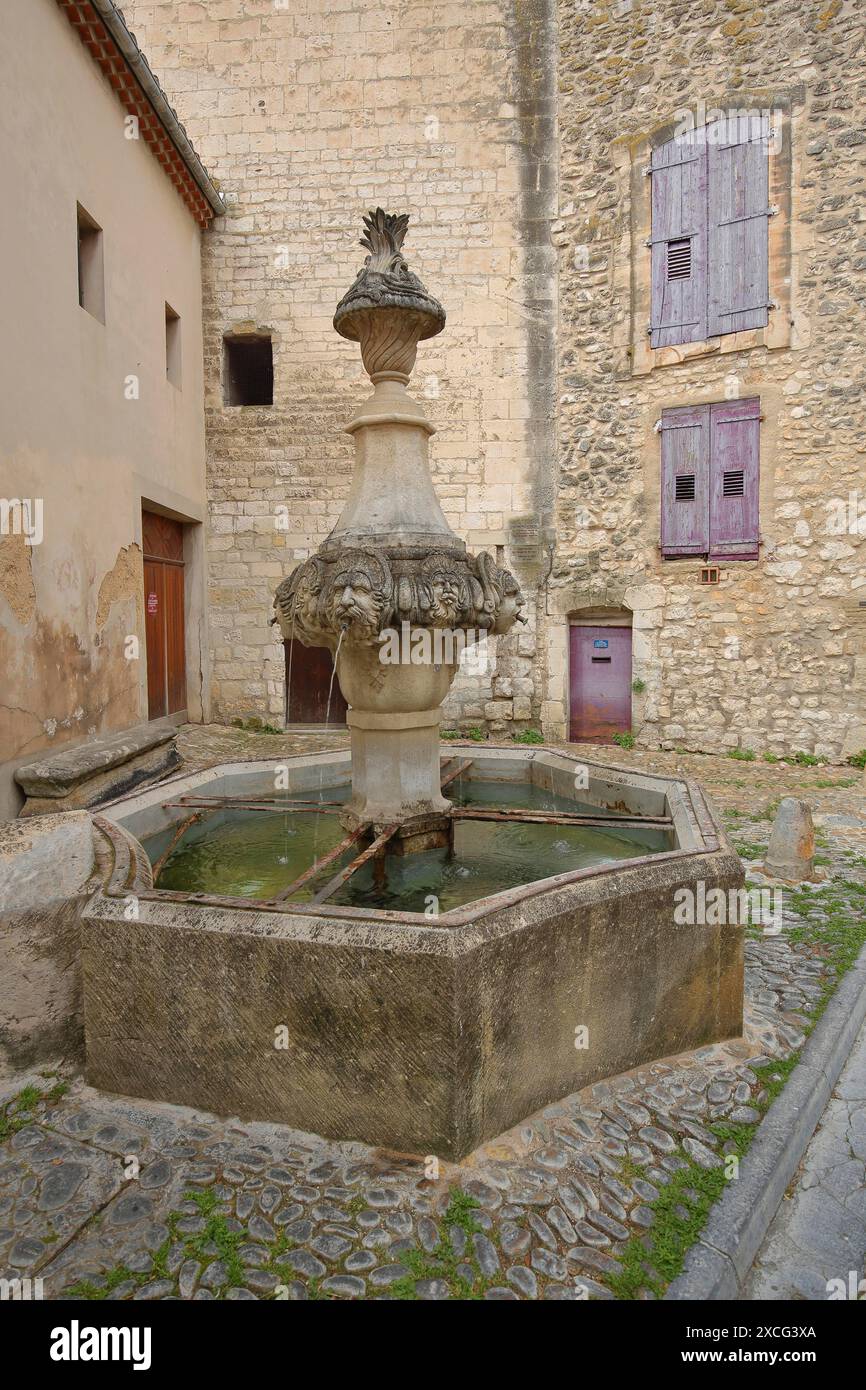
<box><xmin>606</xmin><ymin>1054</ymin><xmax>805</xmax><ymax>1301</ymax></box>
<box><xmin>607</xmin><ymin>864</ymin><xmax>866</xmax><ymax>1300</ymax></box>
<box><xmin>784</xmin><ymin>879</ymin><xmax>866</xmax><ymax>991</ymax></box>
<box><xmin>181</xmin><ymin>1188</ymin><xmax>246</xmax><ymax>1288</ymax></box>
<box><xmin>388</xmin><ymin>1188</ymin><xmax>491</xmax><ymax>1301</ymax></box>
<box><xmin>64</xmin><ymin>1190</ymin><xmax>245</xmax><ymax>1300</ymax></box>
<box><xmin>607</xmin><ymin>1159</ymin><xmax>731</xmax><ymax>1299</ymax></box>
<box><xmin>65</xmin><ymin>1265</ymin><xmax>143</xmax><ymax>1300</ymax></box>
<box><xmin>0</xmin><ymin>1078</ymin><xmax>69</xmax><ymax>1144</ymax></box>
<box><xmin>264</xmin><ymin>1229</ymin><xmax>298</xmax><ymax>1286</ymax></box>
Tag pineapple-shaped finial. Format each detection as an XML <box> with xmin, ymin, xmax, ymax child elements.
<box><xmin>359</xmin><ymin>209</ymin><xmax>410</xmax><ymax>273</ymax></box>
<box><xmin>334</xmin><ymin>208</ymin><xmax>445</xmax><ymax>379</ymax></box>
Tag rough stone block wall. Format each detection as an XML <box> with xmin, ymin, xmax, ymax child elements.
<box><xmin>552</xmin><ymin>0</ymin><xmax>865</xmax><ymax>758</ymax></box>
<box><xmin>123</xmin><ymin>0</ymin><xmax>558</xmax><ymax>737</ymax></box>
<box><xmin>122</xmin><ymin>0</ymin><xmax>863</xmax><ymax>759</ymax></box>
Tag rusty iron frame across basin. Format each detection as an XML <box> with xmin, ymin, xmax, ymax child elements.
<box><xmin>92</xmin><ymin>745</ymin><xmax>720</xmax><ymax>929</ymax></box>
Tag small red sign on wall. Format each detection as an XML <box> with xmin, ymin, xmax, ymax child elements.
<box><xmin>147</xmin><ymin>592</ymin><xmax>158</xmax><ymax>615</ymax></box>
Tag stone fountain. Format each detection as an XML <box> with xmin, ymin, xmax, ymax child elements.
<box><xmin>273</xmin><ymin>209</ymin><xmax>524</xmax><ymax>835</ymax></box>
<box><xmin>79</xmin><ymin>212</ymin><xmax>745</xmax><ymax>1163</ymax></box>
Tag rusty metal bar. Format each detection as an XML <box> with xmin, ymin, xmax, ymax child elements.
<box><xmin>151</xmin><ymin>812</ymin><xmax>202</xmax><ymax>884</ymax></box>
<box><xmin>170</xmin><ymin>800</ymin><xmax>347</xmax><ymax>811</ymax></box>
<box><xmin>451</xmin><ymin>807</ymin><xmax>672</xmax><ymax>829</ymax></box>
<box><xmin>268</xmin><ymin>826</ymin><xmax>366</xmax><ymax>903</ymax></box>
<box><xmin>162</xmin><ymin>799</ymin><xmax>342</xmax><ymax>815</ymax></box>
<box><xmin>133</xmin><ymin>846</ymin><xmax>704</xmax><ymax>926</ymax></box>
<box><xmin>441</xmin><ymin>758</ymin><xmax>473</xmax><ymax>790</ymax></box>
<box><xmin>309</xmin><ymin>823</ymin><xmax>400</xmax><ymax>906</ymax></box>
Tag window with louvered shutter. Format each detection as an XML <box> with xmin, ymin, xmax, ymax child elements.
<box><xmin>649</xmin><ymin>118</ymin><xmax>771</xmax><ymax>347</ymax></box>
<box><xmin>708</xmin><ymin>398</ymin><xmax>760</xmax><ymax>561</ymax></box>
<box><xmin>661</xmin><ymin>398</ymin><xmax>760</xmax><ymax>561</ymax></box>
<box><xmin>648</xmin><ymin>128</ymin><xmax>708</xmax><ymax>348</ymax></box>
<box><xmin>660</xmin><ymin>404</ymin><xmax>710</xmax><ymax>556</ymax></box>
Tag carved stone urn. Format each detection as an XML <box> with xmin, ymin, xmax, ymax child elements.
<box><xmin>274</xmin><ymin>210</ymin><xmax>524</xmax><ymax>830</ymax></box>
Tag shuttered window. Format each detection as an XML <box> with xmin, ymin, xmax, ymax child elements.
<box><xmin>660</xmin><ymin>398</ymin><xmax>760</xmax><ymax>561</ymax></box>
<box><xmin>648</xmin><ymin>117</ymin><xmax>771</xmax><ymax>348</ymax></box>
<box><xmin>648</xmin><ymin>127</ymin><xmax>708</xmax><ymax>347</ymax></box>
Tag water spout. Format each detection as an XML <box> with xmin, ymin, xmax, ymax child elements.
<box><xmin>326</xmin><ymin>630</ymin><xmax>344</xmax><ymax>728</ymax></box>
<box><xmin>284</xmin><ymin>619</ymin><xmax>295</xmax><ymax>729</ymax></box>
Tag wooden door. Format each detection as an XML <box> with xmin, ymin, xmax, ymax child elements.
<box><xmin>284</xmin><ymin>639</ymin><xmax>347</xmax><ymax>725</ymax></box>
<box><xmin>144</xmin><ymin>560</ymin><xmax>166</xmax><ymax>719</ymax></box>
<box><xmin>143</xmin><ymin>511</ymin><xmax>186</xmax><ymax>720</ymax></box>
<box><xmin>569</xmin><ymin>626</ymin><xmax>632</xmax><ymax>743</ymax></box>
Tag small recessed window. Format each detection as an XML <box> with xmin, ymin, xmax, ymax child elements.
<box><xmin>675</xmin><ymin>474</ymin><xmax>696</xmax><ymax>501</ymax></box>
<box><xmin>165</xmin><ymin>304</ymin><xmax>181</xmax><ymax>389</ymax></box>
<box><xmin>666</xmin><ymin>237</ymin><xmax>691</xmax><ymax>281</ymax></box>
<box><xmin>77</xmin><ymin>203</ymin><xmax>104</xmax><ymax>322</ymax></box>
<box><xmin>223</xmin><ymin>333</ymin><xmax>273</xmax><ymax>406</ymax></box>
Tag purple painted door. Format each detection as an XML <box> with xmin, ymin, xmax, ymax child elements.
<box><xmin>569</xmin><ymin>626</ymin><xmax>632</xmax><ymax>743</ymax></box>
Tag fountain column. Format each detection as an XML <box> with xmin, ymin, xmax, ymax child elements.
<box><xmin>274</xmin><ymin>210</ymin><xmax>525</xmax><ymax>834</ymax></box>
<box><xmin>324</xmin><ymin>361</ymin><xmax>464</xmax><ymax>828</ymax></box>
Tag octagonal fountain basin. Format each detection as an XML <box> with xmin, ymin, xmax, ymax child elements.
<box><xmin>82</xmin><ymin>745</ymin><xmax>744</xmax><ymax>1161</ymax></box>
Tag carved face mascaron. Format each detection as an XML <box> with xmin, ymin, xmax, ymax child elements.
<box><xmin>418</xmin><ymin>555</ymin><xmax>464</xmax><ymax>628</ymax></box>
<box><xmin>326</xmin><ymin>550</ymin><xmax>392</xmax><ymax>642</ymax></box>
<box><xmin>490</xmin><ymin>569</ymin><xmax>526</xmax><ymax>635</ymax></box>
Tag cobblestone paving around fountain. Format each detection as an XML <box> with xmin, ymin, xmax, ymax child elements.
<box><xmin>1</xmin><ymin>728</ymin><xmax>864</xmax><ymax>1300</ymax></box>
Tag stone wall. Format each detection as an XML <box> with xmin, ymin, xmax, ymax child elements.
<box><xmin>123</xmin><ymin>0</ymin><xmax>558</xmax><ymax>737</ymax></box>
<box><xmin>123</xmin><ymin>0</ymin><xmax>864</xmax><ymax>758</ymax></box>
<box><xmin>551</xmin><ymin>0</ymin><xmax>865</xmax><ymax>758</ymax></box>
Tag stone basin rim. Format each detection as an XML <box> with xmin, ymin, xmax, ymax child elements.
<box><xmin>90</xmin><ymin>743</ymin><xmax>729</xmax><ymax>929</ymax></box>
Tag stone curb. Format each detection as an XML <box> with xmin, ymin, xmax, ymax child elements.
<box><xmin>665</xmin><ymin>943</ymin><xmax>866</xmax><ymax>1300</ymax></box>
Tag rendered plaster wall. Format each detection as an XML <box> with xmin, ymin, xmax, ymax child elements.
<box><xmin>0</xmin><ymin>0</ymin><xmax>210</xmax><ymax>820</ymax></box>
<box><xmin>0</xmin><ymin>812</ymin><xmax>96</xmax><ymax>1076</ymax></box>
<box><xmin>121</xmin><ymin>0</ymin><xmax>559</xmax><ymax>736</ymax></box>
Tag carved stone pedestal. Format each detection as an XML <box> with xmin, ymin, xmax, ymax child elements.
<box><xmin>342</xmin><ymin>708</ymin><xmax>450</xmax><ymax>827</ymax></box>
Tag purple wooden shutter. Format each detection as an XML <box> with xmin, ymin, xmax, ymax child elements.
<box><xmin>707</xmin><ymin>114</ymin><xmax>771</xmax><ymax>337</ymax></box>
<box><xmin>708</xmin><ymin>398</ymin><xmax>760</xmax><ymax>561</ymax></box>
<box><xmin>649</xmin><ymin>129</ymin><xmax>708</xmax><ymax>348</ymax></box>
<box><xmin>660</xmin><ymin>404</ymin><xmax>710</xmax><ymax>557</ymax></box>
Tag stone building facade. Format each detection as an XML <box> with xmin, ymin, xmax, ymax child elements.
<box><xmin>0</xmin><ymin>0</ymin><xmax>222</xmax><ymax>820</ymax></box>
<box><xmin>123</xmin><ymin>0</ymin><xmax>865</xmax><ymax>760</ymax></box>
<box><xmin>550</xmin><ymin>0</ymin><xmax>865</xmax><ymax>760</ymax></box>
<box><xmin>122</xmin><ymin>0</ymin><xmax>557</xmax><ymax>739</ymax></box>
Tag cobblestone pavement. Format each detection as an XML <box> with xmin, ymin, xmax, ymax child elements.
<box><xmin>1</xmin><ymin>729</ymin><xmax>864</xmax><ymax>1300</ymax></box>
<box><xmin>743</xmin><ymin>1013</ymin><xmax>866</xmax><ymax>1302</ymax></box>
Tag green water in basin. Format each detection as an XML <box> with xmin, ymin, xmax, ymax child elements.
<box><xmin>145</xmin><ymin>777</ymin><xmax>669</xmax><ymax>911</ymax></box>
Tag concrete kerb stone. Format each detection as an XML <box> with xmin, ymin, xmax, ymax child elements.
<box><xmin>666</xmin><ymin>943</ymin><xmax>866</xmax><ymax>1299</ymax></box>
